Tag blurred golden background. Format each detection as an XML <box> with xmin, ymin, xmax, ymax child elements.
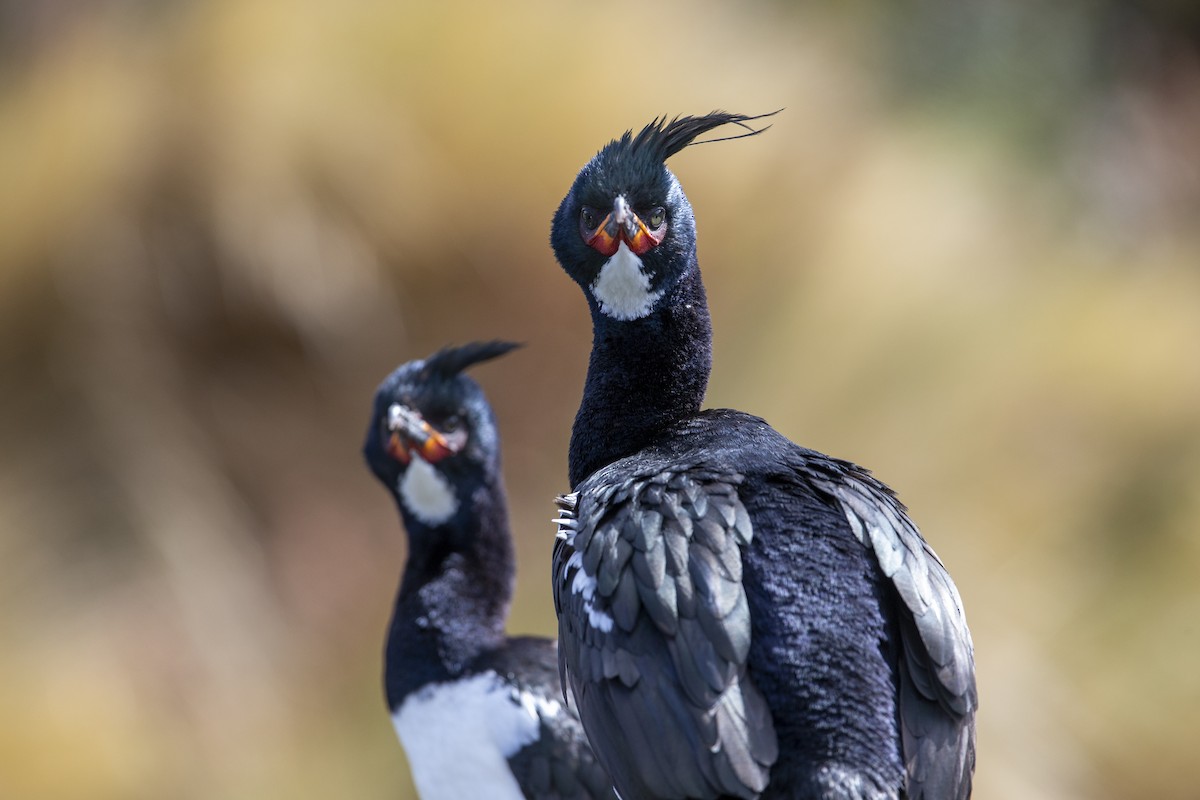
<box><xmin>2</xmin><ymin>1</ymin><xmax>1198</xmax><ymax>798</ymax></box>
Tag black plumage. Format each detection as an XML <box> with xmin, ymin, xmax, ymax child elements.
<box><xmin>363</xmin><ymin>342</ymin><xmax>616</xmax><ymax>800</ymax></box>
<box><xmin>549</xmin><ymin>114</ymin><xmax>976</xmax><ymax>799</ymax></box>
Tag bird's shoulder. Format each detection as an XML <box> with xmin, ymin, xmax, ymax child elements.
<box><xmin>472</xmin><ymin>636</ymin><xmax>561</xmax><ymax>697</ymax></box>
<box><xmin>470</xmin><ymin>638</ymin><xmax>618</xmax><ymax>800</ymax></box>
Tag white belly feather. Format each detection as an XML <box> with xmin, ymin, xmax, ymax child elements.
<box><xmin>392</xmin><ymin>671</ymin><xmax>560</xmax><ymax>800</ymax></box>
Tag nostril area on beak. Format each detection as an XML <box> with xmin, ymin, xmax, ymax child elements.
<box><xmin>612</xmin><ymin>196</ymin><xmax>631</xmax><ymax>225</ymax></box>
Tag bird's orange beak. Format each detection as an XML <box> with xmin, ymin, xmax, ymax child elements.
<box><xmin>386</xmin><ymin>404</ymin><xmax>456</xmax><ymax>464</ymax></box>
<box><xmin>584</xmin><ymin>196</ymin><xmax>664</xmax><ymax>257</ymax></box>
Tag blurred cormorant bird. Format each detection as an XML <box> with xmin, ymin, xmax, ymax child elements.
<box><xmin>363</xmin><ymin>342</ymin><xmax>616</xmax><ymax>800</ymax></box>
<box><xmin>548</xmin><ymin>113</ymin><xmax>976</xmax><ymax>799</ymax></box>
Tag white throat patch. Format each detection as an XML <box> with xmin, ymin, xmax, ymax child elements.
<box><xmin>392</xmin><ymin>671</ymin><xmax>557</xmax><ymax>800</ymax></box>
<box><xmin>399</xmin><ymin>455</ymin><xmax>459</xmax><ymax>526</ymax></box>
<box><xmin>591</xmin><ymin>241</ymin><xmax>662</xmax><ymax>321</ymax></box>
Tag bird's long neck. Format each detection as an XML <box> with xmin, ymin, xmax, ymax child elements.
<box><xmin>385</xmin><ymin>476</ymin><xmax>514</xmax><ymax>704</ymax></box>
<box><xmin>569</xmin><ymin>264</ymin><xmax>712</xmax><ymax>487</ymax></box>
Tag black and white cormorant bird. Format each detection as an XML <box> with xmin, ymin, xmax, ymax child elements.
<box><xmin>363</xmin><ymin>342</ymin><xmax>616</xmax><ymax>800</ymax></box>
<box><xmin>548</xmin><ymin>113</ymin><xmax>977</xmax><ymax>799</ymax></box>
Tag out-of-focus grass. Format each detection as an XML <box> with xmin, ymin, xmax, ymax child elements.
<box><xmin>1</xmin><ymin>1</ymin><xmax>1198</xmax><ymax>798</ymax></box>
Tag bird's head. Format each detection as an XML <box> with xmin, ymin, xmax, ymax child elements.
<box><xmin>363</xmin><ymin>341</ymin><xmax>520</xmax><ymax>528</ymax></box>
<box><xmin>550</xmin><ymin>111</ymin><xmax>776</xmax><ymax>322</ymax></box>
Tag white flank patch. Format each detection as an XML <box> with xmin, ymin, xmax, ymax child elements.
<box><xmin>568</xmin><ymin>551</ymin><xmax>615</xmax><ymax>633</ymax></box>
<box><xmin>591</xmin><ymin>241</ymin><xmax>663</xmax><ymax>321</ymax></box>
<box><xmin>393</xmin><ymin>671</ymin><xmax>555</xmax><ymax>800</ymax></box>
<box><xmin>399</xmin><ymin>455</ymin><xmax>459</xmax><ymax>526</ymax></box>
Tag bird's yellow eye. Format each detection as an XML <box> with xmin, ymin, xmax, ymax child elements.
<box><xmin>580</xmin><ymin>207</ymin><xmax>599</xmax><ymax>230</ymax></box>
<box><xmin>647</xmin><ymin>207</ymin><xmax>666</xmax><ymax>229</ymax></box>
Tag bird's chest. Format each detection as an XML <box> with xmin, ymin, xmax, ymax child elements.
<box><xmin>391</xmin><ymin>671</ymin><xmax>551</xmax><ymax>800</ymax></box>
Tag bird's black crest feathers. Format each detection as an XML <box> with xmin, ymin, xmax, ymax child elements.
<box><xmin>618</xmin><ymin>110</ymin><xmax>779</xmax><ymax>165</ymax></box>
<box><xmin>422</xmin><ymin>340</ymin><xmax>521</xmax><ymax>382</ymax></box>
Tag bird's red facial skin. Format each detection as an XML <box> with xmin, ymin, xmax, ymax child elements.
<box><xmin>387</xmin><ymin>432</ymin><xmax>412</xmax><ymax>464</ymax></box>
<box><xmin>625</xmin><ymin>218</ymin><xmax>664</xmax><ymax>255</ymax></box>
<box><xmin>415</xmin><ymin>433</ymin><xmax>455</xmax><ymax>463</ymax></box>
<box><xmin>389</xmin><ymin>428</ymin><xmax>455</xmax><ymax>464</ymax></box>
<box><xmin>585</xmin><ymin>224</ymin><xmax>621</xmax><ymax>258</ymax></box>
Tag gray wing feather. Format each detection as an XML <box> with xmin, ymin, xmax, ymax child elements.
<box><xmin>812</xmin><ymin>470</ymin><xmax>976</xmax><ymax>800</ymax></box>
<box><xmin>553</xmin><ymin>467</ymin><xmax>778</xmax><ymax>800</ymax></box>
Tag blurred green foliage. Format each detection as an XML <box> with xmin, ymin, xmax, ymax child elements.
<box><xmin>1</xmin><ymin>1</ymin><xmax>1198</xmax><ymax>798</ymax></box>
